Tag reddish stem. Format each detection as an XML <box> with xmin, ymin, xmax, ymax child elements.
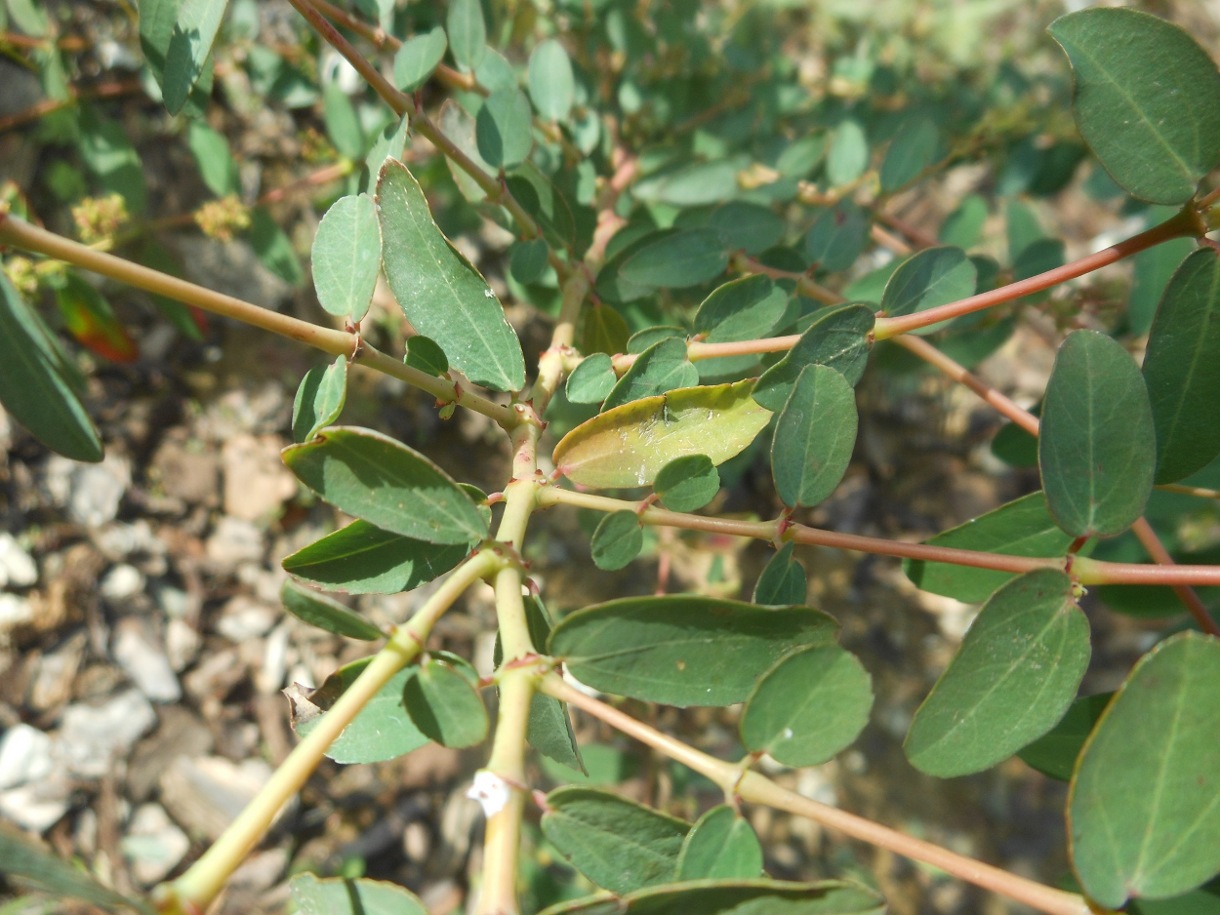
<box><xmin>874</xmin><ymin>208</ymin><xmax>1203</xmax><ymax>338</ymax></box>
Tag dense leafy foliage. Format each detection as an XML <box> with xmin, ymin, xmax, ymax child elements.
<box><xmin>0</xmin><ymin>2</ymin><xmax>1218</xmax><ymax>914</ymax></box>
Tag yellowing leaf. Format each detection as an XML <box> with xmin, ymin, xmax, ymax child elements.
<box><xmin>552</xmin><ymin>381</ymin><xmax>771</xmax><ymax>490</ymax></box>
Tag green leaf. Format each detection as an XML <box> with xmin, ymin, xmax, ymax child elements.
<box><xmin>1018</xmin><ymin>692</ymin><xmax>1112</xmax><ymax>782</ymax></box>
<box><xmin>541</xmin><ymin>787</ymin><xmax>690</xmax><ymax>894</ymax></box>
<box><xmin>538</xmin><ymin>879</ymin><xmax>885</xmax><ymax>914</ymax></box>
<box><xmin>826</xmin><ymin>118</ymin><xmax>868</xmax><ymax>187</ymax></box>
<box><xmin>446</xmin><ymin>0</ymin><xmax>486</xmax><ymax>71</ymax></box>
<box><xmin>548</xmin><ymin>596</ymin><xmax>838</xmax><ymax>707</ymax></box>
<box><xmin>706</xmin><ymin>202</ymin><xmax>785</xmax><ymax>255</ymax></box>
<box><xmin>404</xmin><ymin>335</ymin><xmax>450</xmax><ymax>376</ymax></box>
<box><xmin>140</xmin><ymin>0</ymin><xmax>229</xmax><ymax>114</ymax></box>
<box><xmin>904</xmin><ymin>492</ymin><xmax>1075</xmax><ymax>602</ymax></box>
<box><xmin>880</xmin><ymin>116</ymin><xmax>940</xmax><ymax>192</ymax></box>
<box><xmin>292</xmin><ymin>357</ymin><xmax>347</xmax><ymax>443</ymax></box>
<box><xmin>676</xmin><ymin>806</ymin><xmax>763</xmax><ymax>881</ymax></box>
<box><xmin>361</xmin><ymin>115</ymin><xmax>409</xmax><ymax>194</ymax></box>
<box><xmin>78</xmin><ymin>108</ymin><xmax>147</xmax><ymax>213</ymax></box>
<box><xmin>754</xmin><ymin>543</ymin><xmax>807</xmax><ymax>606</ymax></box>
<box><xmin>1130</xmin><ymin>237</ymin><xmax>1194</xmax><ymax>336</ymax></box>
<box><xmin>580</xmin><ymin>303</ymin><xmax>630</xmax><ymax>356</ymax></box>
<box><xmin>248</xmin><ymin>207</ymin><xmax>304</xmax><ymax>285</ymax></box>
<box><xmin>619</xmin><ymin>228</ymin><xmax>729</xmax><ymax>289</ymax></box>
<box><xmin>1142</xmin><ymin>249</ymin><xmax>1220</xmax><ymax>483</ymax></box>
<box><xmin>590</xmin><ymin>510</ymin><xmax>644</xmax><ymax>571</ymax></box>
<box><xmin>752</xmin><ymin>303</ymin><xmax>874</xmax><ymax>411</ymax></box>
<box><xmin>0</xmin><ymin>273</ymin><xmax>102</xmax><ymax>462</ymax></box>
<box><xmin>1069</xmin><ymin>633</ymin><xmax>1220</xmax><ymax>908</ymax></box>
<box><xmin>476</xmin><ymin>88</ymin><xmax>534</xmax><ymax>170</ymax></box>
<box><xmin>693</xmin><ymin>275</ymin><xmax>789</xmax><ymax>381</ymax></box>
<box><xmin>393</xmin><ymin>26</ymin><xmax>447</xmax><ymax>93</ymax></box>
<box><xmin>510</xmin><ymin>237</ymin><xmax>550</xmax><ymax>285</ymax></box>
<box><xmin>376</xmin><ymin>159</ymin><xmax>525</xmax><ymax>391</ymax></box>
<box><xmin>804</xmin><ymin>200</ymin><xmax>869</xmax><ymax>272</ymax></box>
<box><xmin>654</xmin><ymin>454</ymin><xmax>719</xmax><ymax>512</ymax></box>
<box><xmin>528</xmin><ymin>39</ymin><xmax>575</xmax><ymax>121</ymax></box>
<box><xmin>771</xmin><ymin>365</ymin><xmax>858</xmax><ymax>509</ymax></box>
<box><xmin>602</xmin><ymin>337</ymin><xmax>698</xmax><ymax>412</ymax></box>
<box><xmin>0</xmin><ymin>822</ymin><xmax>153</xmax><ymax>914</ymax></box>
<box><xmin>403</xmin><ymin>656</ymin><xmax>488</xmax><ymax>748</ymax></box>
<box><xmin>283</xmin><ymin>520</ymin><xmax>470</xmax><ymax>595</ymax></box>
<box><xmin>939</xmin><ymin>194</ymin><xmax>988</xmax><ymax>248</ymax></box>
<box><xmin>1039</xmin><ymin>330</ymin><xmax>1156</xmax><ymax>537</ymax></box>
<box><xmin>1049</xmin><ymin>8</ymin><xmax>1220</xmax><ymax>204</ymax></box>
<box><xmin>290</xmin><ymin>873</ymin><xmax>426</xmax><ymax>915</ymax></box>
<box><xmin>904</xmin><ymin>569</ymin><xmax>1089</xmax><ymax>777</ymax></box>
<box><xmin>292</xmin><ymin>659</ymin><xmax>429</xmax><ymax>764</ymax></box>
<box><xmin>566</xmin><ymin>353</ymin><xmax>617</xmax><ymax>405</ymax></box>
<box><xmin>282</xmin><ymin>426</ymin><xmax>489</xmax><ymax>545</ymax></box>
<box><xmin>280</xmin><ymin>578</ymin><xmax>383</xmax><ymax>640</ymax></box>
<box><xmin>322</xmin><ymin>83</ymin><xmax>363</xmax><ymax>160</ymax></box>
<box><xmin>741</xmin><ymin>644</ymin><xmax>872</xmax><ymax>767</ymax></box>
<box><xmin>880</xmin><ymin>246</ymin><xmax>976</xmax><ymax>335</ymax></box>
<box><xmin>310</xmin><ymin>194</ymin><xmax>381</xmax><ymax>322</ymax></box>
<box><xmin>633</xmin><ymin>159</ymin><xmax>742</xmax><ymax>207</ymax></box>
<box><xmin>553</xmin><ymin>380</ymin><xmax>772</xmax><ymax>490</ymax></box>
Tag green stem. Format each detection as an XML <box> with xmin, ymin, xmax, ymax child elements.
<box><xmin>159</xmin><ymin>551</ymin><xmax>500</xmax><ymax>914</ymax></box>
<box><xmin>0</xmin><ymin>211</ymin><xmax>516</xmax><ymax>428</ymax></box>
<box><xmin>541</xmin><ymin>675</ymin><xmax>1091</xmax><ymax>915</ymax></box>
<box><xmin>874</xmin><ymin>208</ymin><xmax>1203</xmax><ymax>339</ymax></box>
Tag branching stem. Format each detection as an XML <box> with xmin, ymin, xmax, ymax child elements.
<box><xmin>542</xmin><ymin>675</ymin><xmax>1092</xmax><ymax>915</ymax></box>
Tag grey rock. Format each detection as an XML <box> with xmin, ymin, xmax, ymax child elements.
<box><xmin>113</xmin><ymin>618</ymin><xmax>182</xmax><ymax>703</ymax></box>
<box><xmin>59</xmin><ymin>689</ymin><xmax>157</xmax><ymax>778</ymax></box>
<box><xmin>0</xmin><ymin>533</ymin><xmax>37</xmax><ymax>588</ymax></box>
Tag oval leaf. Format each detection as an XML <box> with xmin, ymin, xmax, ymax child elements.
<box><xmin>141</xmin><ymin>0</ymin><xmax>228</xmax><ymax>115</ymax></box>
<box><xmin>1049</xmin><ymin>8</ymin><xmax>1220</xmax><ymax>204</ymax></box>
<box><xmin>590</xmin><ymin>510</ymin><xmax>644</xmax><ymax>571</ymax></box>
<box><xmin>654</xmin><ymin>454</ymin><xmax>719</xmax><ymax>512</ymax></box>
<box><xmin>553</xmin><ymin>380</ymin><xmax>772</xmax><ymax>490</ymax></box>
<box><xmin>446</xmin><ymin>0</ymin><xmax>486</xmax><ymax>70</ymax></box>
<box><xmin>804</xmin><ymin>200</ymin><xmax>870</xmax><ymax>273</ymax></box>
<box><xmin>283</xmin><ymin>520</ymin><xmax>470</xmax><ymax>595</ymax></box>
<box><xmin>880</xmin><ymin>246</ymin><xmax>976</xmax><ymax>335</ymax></box>
<box><xmin>1142</xmin><ymin>249</ymin><xmax>1220</xmax><ymax>483</ymax></box>
<box><xmin>393</xmin><ymin>26</ymin><xmax>447</xmax><ymax>93</ymax></box>
<box><xmin>311</xmin><ymin>194</ymin><xmax>381</xmax><ymax>322</ymax></box>
<box><xmin>676</xmin><ymin>806</ymin><xmax>764</xmax><ymax>881</ymax></box>
<box><xmin>753</xmin><ymin>303</ymin><xmax>874</xmax><ymax>411</ymax></box>
<box><xmin>602</xmin><ymin>337</ymin><xmax>699</xmax><ymax>412</ymax></box>
<box><xmin>403</xmin><ymin>657</ymin><xmax>487</xmax><ymax>748</ymax></box>
<box><xmin>771</xmin><ymin>364</ymin><xmax>858</xmax><ymax>509</ymax></box>
<box><xmin>1018</xmin><ymin>692</ymin><xmax>1113</xmax><ymax>782</ymax></box>
<box><xmin>0</xmin><ymin>273</ymin><xmax>102</xmax><ymax>462</ymax></box>
<box><xmin>280</xmin><ymin>579</ymin><xmax>383</xmax><ymax>641</ymax></box>
<box><xmin>566</xmin><ymin>353</ymin><xmax>617</xmax><ymax>405</ymax></box>
<box><xmin>1039</xmin><ymin>330</ymin><xmax>1156</xmax><ymax>537</ymax></box>
<box><xmin>528</xmin><ymin>39</ymin><xmax>575</xmax><ymax>121</ymax></box>
<box><xmin>741</xmin><ymin>644</ymin><xmax>872</xmax><ymax>767</ymax></box>
<box><xmin>904</xmin><ymin>491</ymin><xmax>1075</xmax><ymax>602</ymax></box>
<box><xmin>377</xmin><ymin>159</ymin><xmax>525</xmax><ymax>392</ymax></box>
<box><xmin>541</xmin><ymin>787</ymin><xmax>690</xmax><ymax>895</ymax></box>
<box><xmin>904</xmin><ymin>569</ymin><xmax>1089</xmax><ymax>777</ymax></box>
<box><xmin>282</xmin><ymin>426</ymin><xmax>488</xmax><ymax>545</ymax></box>
<box><xmin>548</xmin><ymin>596</ymin><xmax>838</xmax><ymax>707</ymax></box>
<box><xmin>1069</xmin><ymin>632</ymin><xmax>1220</xmax><ymax>908</ymax></box>
<box><xmin>476</xmin><ymin>87</ymin><xmax>534</xmax><ymax>170</ymax></box>
<box><xmin>619</xmin><ymin>228</ymin><xmax>729</xmax><ymax>289</ymax></box>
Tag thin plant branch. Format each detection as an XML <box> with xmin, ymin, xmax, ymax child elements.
<box><xmin>542</xmin><ymin>674</ymin><xmax>1092</xmax><ymax>915</ymax></box>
